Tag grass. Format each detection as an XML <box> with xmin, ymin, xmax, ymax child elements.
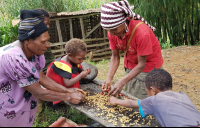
<box><xmin>196</xmin><ymin>41</ymin><xmax>200</xmax><ymax>45</ymax></box>
<box><xmin>33</xmin><ymin>104</ymin><xmax>90</xmax><ymax>127</ymax></box>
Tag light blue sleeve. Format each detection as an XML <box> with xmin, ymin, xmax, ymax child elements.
<box><xmin>139</xmin><ymin>96</ymin><xmax>154</xmax><ymax>117</ymax></box>
<box><xmin>138</xmin><ymin>100</ymin><xmax>146</xmax><ymax>118</ymax></box>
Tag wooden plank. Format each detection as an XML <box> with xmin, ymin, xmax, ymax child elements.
<box><xmin>91</xmin><ymin>56</ymin><xmax>112</xmax><ymax>62</ymax></box>
<box><xmin>92</xmin><ymin>51</ymin><xmax>112</xmax><ymax>57</ymax></box>
<box><xmin>68</xmin><ymin>18</ymin><xmax>74</xmax><ymax>39</ymax></box>
<box><xmin>50</xmin><ymin>13</ymin><xmax>100</xmax><ymax>21</ymax></box>
<box><xmin>91</xmin><ymin>53</ymin><xmax>125</xmax><ymax>62</ymax></box>
<box><xmin>52</xmin><ymin>48</ymin><xmax>65</xmax><ymax>54</ymax></box>
<box><xmin>85</xmin><ymin>49</ymin><xmax>110</xmax><ymax>58</ymax></box>
<box><xmin>87</xmin><ymin>42</ymin><xmax>109</xmax><ymax>48</ymax></box>
<box><xmin>87</xmin><ymin>47</ymin><xmax>110</xmax><ymax>54</ymax></box>
<box><xmin>49</xmin><ymin>38</ymin><xmax>108</xmax><ymax>46</ymax></box>
<box><xmin>55</xmin><ymin>20</ymin><xmax>63</xmax><ymax>42</ymax></box>
<box><xmin>103</xmin><ymin>29</ymin><xmax>107</xmax><ymax>42</ymax></box>
<box><xmin>64</xmin><ymin>78</ymin><xmax>161</xmax><ymax>127</ymax></box>
<box><xmin>63</xmin><ymin>81</ymin><xmax>115</xmax><ymax>127</ymax></box>
<box><xmin>54</xmin><ymin>54</ymin><xmax>63</xmax><ymax>58</ymax></box>
<box><xmin>89</xmin><ymin>51</ymin><xmax>93</xmax><ymax>62</ymax></box>
<box><xmin>93</xmin><ymin>79</ymin><xmax>139</xmax><ymax>100</ymax></box>
<box><xmin>55</xmin><ymin>20</ymin><xmax>64</xmax><ymax>55</ymax></box>
<box><xmin>85</xmin><ymin>23</ymin><xmax>101</xmax><ymax>38</ymax></box>
<box><xmin>80</xmin><ymin>17</ymin><xmax>86</xmax><ymax>39</ymax></box>
<box><xmin>84</xmin><ymin>38</ymin><xmax>108</xmax><ymax>43</ymax></box>
<box><xmin>50</xmin><ymin>42</ymin><xmax>66</xmax><ymax>47</ymax></box>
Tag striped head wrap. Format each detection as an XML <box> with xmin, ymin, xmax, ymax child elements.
<box><xmin>101</xmin><ymin>0</ymin><xmax>156</xmax><ymax>31</ymax></box>
<box><xmin>17</xmin><ymin>9</ymin><xmax>48</xmax><ymax>41</ymax></box>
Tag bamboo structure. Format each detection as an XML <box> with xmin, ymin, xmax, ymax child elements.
<box><xmin>48</xmin><ymin>9</ymin><xmax>120</xmax><ymax>62</ymax></box>
<box><xmin>129</xmin><ymin>0</ymin><xmax>200</xmax><ymax>46</ymax></box>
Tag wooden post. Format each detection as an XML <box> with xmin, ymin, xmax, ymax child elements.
<box><xmin>80</xmin><ymin>17</ymin><xmax>86</xmax><ymax>40</ymax></box>
<box><xmin>103</xmin><ymin>29</ymin><xmax>107</xmax><ymax>42</ymax></box>
<box><xmin>89</xmin><ymin>51</ymin><xmax>93</xmax><ymax>62</ymax></box>
<box><xmin>85</xmin><ymin>23</ymin><xmax>100</xmax><ymax>38</ymax></box>
<box><xmin>55</xmin><ymin>19</ymin><xmax>64</xmax><ymax>55</ymax></box>
<box><xmin>68</xmin><ymin>18</ymin><xmax>74</xmax><ymax>39</ymax></box>
<box><xmin>103</xmin><ymin>29</ymin><xmax>107</xmax><ymax>52</ymax></box>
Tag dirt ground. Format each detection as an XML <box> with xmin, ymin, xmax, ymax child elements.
<box><xmin>96</xmin><ymin>45</ymin><xmax>200</xmax><ymax>111</ymax></box>
<box><xmin>162</xmin><ymin>45</ymin><xmax>200</xmax><ymax>111</ymax></box>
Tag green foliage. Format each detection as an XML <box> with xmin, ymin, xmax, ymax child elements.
<box><xmin>159</xmin><ymin>38</ymin><xmax>173</xmax><ymax>49</ymax></box>
<box><xmin>196</xmin><ymin>41</ymin><xmax>200</xmax><ymax>45</ymax></box>
<box><xmin>33</xmin><ymin>105</ymin><xmax>90</xmax><ymax>127</ymax></box>
<box><xmin>0</xmin><ymin>20</ymin><xmax>19</xmax><ymax>47</ymax></box>
<box><xmin>98</xmin><ymin>59</ymin><xmax>110</xmax><ymax>65</ymax></box>
<box><xmin>67</xmin><ymin>107</ymin><xmax>89</xmax><ymax>124</ymax></box>
<box><xmin>129</xmin><ymin>0</ymin><xmax>200</xmax><ymax>46</ymax></box>
<box><xmin>0</xmin><ymin>0</ymin><xmax>116</xmax><ymax>22</ymax></box>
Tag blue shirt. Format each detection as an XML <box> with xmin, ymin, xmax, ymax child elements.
<box><xmin>139</xmin><ymin>91</ymin><xmax>200</xmax><ymax>127</ymax></box>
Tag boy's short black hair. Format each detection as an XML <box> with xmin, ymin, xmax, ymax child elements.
<box><xmin>145</xmin><ymin>69</ymin><xmax>172</xmax><ymax>91</ymax></box>
<box><xmin>36</xmin><ymin>8</ymin><xmax>49</xmax><ymax>17</ymax></box>
<box><xmin>65</xmin><ymin>38</ymin><xmax>87</xmax><ymax>55</ymax></box>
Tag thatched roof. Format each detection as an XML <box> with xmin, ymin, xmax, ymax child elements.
<box><xmin>49</xmin><ymin>8</ymin><xmax>101</xmax><ymax>18</ymax></box>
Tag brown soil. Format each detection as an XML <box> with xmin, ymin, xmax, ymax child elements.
<box><xmin>162</xmin><ymin>45</ymin><xmax>200</xmax><ymax>111</ymax></box>
<box><xmin>96</xmin><ymin>45</ymin><xmax>200</xmax><ymax>111</ymax></box>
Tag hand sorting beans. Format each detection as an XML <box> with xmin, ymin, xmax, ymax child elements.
<box><xmin>83</xmin><ymin>90</ymin><xmax>157</xmax><ymax>127</ymax></box>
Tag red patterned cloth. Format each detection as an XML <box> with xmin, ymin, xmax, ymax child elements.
<box><xmin>46</xmin><ymin>57</ymin><xmax>82</xmax><ymax>105</ymax></box>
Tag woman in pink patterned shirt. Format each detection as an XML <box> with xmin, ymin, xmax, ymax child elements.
<box><xmin>0</xmin><ymin>9</ymin><xmax>85</xmax><ymax>127</ymax></box>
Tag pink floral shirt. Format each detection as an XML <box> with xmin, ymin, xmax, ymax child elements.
<box><xmin>0</xmin><ymin>42</ymin><xmax>45</xmax><ymax>127</ymax></box>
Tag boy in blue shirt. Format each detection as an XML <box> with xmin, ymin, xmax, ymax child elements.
<box><xmin>109</xmin><ymin>69</ymin><xmax>200</xmax><ymax>127</ymax></box>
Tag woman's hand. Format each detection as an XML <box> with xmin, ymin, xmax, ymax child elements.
<box><xmin>80</xmin><ymin>68</ymin><xmax>91</xmax><ymax>78</ymax></box>
<box><xmin>24</xmin><ymin>82</ymin><xmax>86</xmax><ymax>104</ymax></box>
<box><xmin>68</xmin><ymin>92</ymin><xmax>86</xmax><ymax>104</ymax></box>
<box><xmin>109</xmin><ymin>96</ymin><xmax>118</xmax><ymax>106</ymax></box>
<box><xmin>108</xmin><ymin>80</ymin><xmax>125</xmax><ymax>96</ymax></box>
<box><xmin>66</xmin><ymin>88</ymin><xmax>85</xmax><ymax>94</ymax></box>
<box><xmin>101</xmin><ymin>79</ymin><xmax>112</xmax><ymax>92</ymax></box>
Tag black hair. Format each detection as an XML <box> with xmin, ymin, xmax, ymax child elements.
<box><xmin>36</xmin><ymin>8</ymin><xmax>49</xmax><ymax>17</ymax></box>
<box><xmin>145</xmin><ymin>69</ymin><xmax>172</xmax><ymax>91</ymax></box>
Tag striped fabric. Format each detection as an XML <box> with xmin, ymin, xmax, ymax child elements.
<box><xmin>17</xmin><ymin>9</ymin><xmax>48</xmax><ymax>41</ymax></box>
<box><xmin>101</xmin><ymin>0</ymin><xmax>156</xmax><ymax>31</ymax></box>
<box><xmin>19</xmin><ymin>16</ymin><xmax>44</xmax><ymax>31</ymax></box>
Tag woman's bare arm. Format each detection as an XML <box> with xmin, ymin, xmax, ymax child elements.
<box><xmin>102</xmin><ymin>49</ymin><xmax>120</xmax><ymax>91</ymax></box>
<box><xmin>108</xmin><ymin>55</ymin><xmax>147</xmax><ymax>96</ymax></box>
<box><xmin>107</xmin><ymin>49</ymin><xmax>120</xmax><ymax>81</ymax></box>
<box><xmin>23</xmin><ymin>82</ymin><xmax>85</xmax><ymax>104</ymax></box>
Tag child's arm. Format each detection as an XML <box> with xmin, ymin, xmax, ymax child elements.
<box><xmin>109</xmin><ymin>96</ymin><xmax>139</xmax><ymax>108</ymax></box>
<box><xmin>63</xmin><ymin>69</ymin><xmax>91</xmax><ymax>87</ymax></box>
